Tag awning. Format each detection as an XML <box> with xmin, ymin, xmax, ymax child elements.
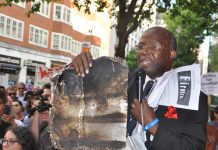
<box><xmin>0</xmin><ymin>63</ymin><xmax>21</xmax><ymax>71</ymax></box>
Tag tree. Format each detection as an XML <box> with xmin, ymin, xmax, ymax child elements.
<box><xmin>125</xmin><ymin>49</ymin><xmax>137</xmax><ymax>70</ymax></box>
<box><xmin>163</xmin><ymin>9</ymin><xmax>206</xmax><ymax>67</ymax></box>
<box><xmin>157</xmin><ymin>0</ymin><xmax>218</xmax><ymax>68</ymax></box>
<box><xmin>208</xmin><ymin>44</ymin><xmax>218</xmax><ymax>72</ymax></box>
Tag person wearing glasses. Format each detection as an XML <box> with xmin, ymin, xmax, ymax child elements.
<box><xmin>6</xmin><ymin>87</ymin><xmax>17</xmax><ymax>106</ymax></box>
<box><xmin>71</xmin><ymin>26</ymin><xmax>208</xmax><ymax>149</ymax></box>
<box><xmin>2</xmin><ymin>126</ymin><xmax>38</xmax><ymax>150</ymax></box>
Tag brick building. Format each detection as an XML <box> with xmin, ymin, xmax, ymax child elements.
<box><xmin>0</xmin><ymin>0</ymin><xmax>112</xmax><ymax>87</ymax></box>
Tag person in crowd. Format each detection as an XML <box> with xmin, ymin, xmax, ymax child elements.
<box><xmin>2</xmin><ymin>126</ymin><xmax>38</xmax><ymax>150</ymax></box>
<box><xmin>42</xmin><ymin>83</ymin><xmax>51</xmax><ymax>101</ymax></box>
<box><xmin>0</xmin><ymin>86</ymin><xmax>5</xmax><ymax>93</ymax></box>
<box><xmin>206</xmin><ymin>106</ymin><xmax>218</xmax><ymax>150</ymax></box>
<box><xmin>16</xmin><ymin>82</ymin><xmax>27</xmax><ymax>108</ymax></box>
<box><xmin>32</xmin><ymin>86</ymin><xmax>41</xmax><ymax>93</ymax></box>
<box><xmin>1</xmin><ymin>101</ymin><xmax>24</xmax><ymax>127</ymax></box>
<box><xmin>12</xmin><ymin>100</ymin><xmax>26</xmax><ymax>123</ymax></box>
<box><xmin>71</xmin><ymin>26</ymin><xmax>208</xmax><ymax>149</ymax></box>
<box><xmin>23</xmin><ymin>91</ymin><xmax>34</xmax><ymax>103</ymax></box>
<box><xmin>25</xmin><ymin>88</ymin><xmax>54</xmax><ymax>150</ymax></box>
<box><xmin>0</xmin><ymin>92</ymin><xmax>11</xmax><ymax>150</ymax></box>
<box><xmin>6</xmin><ymin>87</ymin><xmax>17</xmax><ymax>105</ymax></box>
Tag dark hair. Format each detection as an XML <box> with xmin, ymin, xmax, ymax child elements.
<box><xmin>42</xmin><ymin>83</ymin><xmax>51</xmax><ymax>90</ymax></box>
<box><xmin>25</xmin><ymin>89</ymin><xmax>42</xmax><ymax>114</ymax></box>
<box><xmin>0</xmin><ymin>86</ymin><xmax>5</xmax><ymax>90</ymax></box>
<box><xmin>13</xmin><ymin>100</ymin><xmax>24</xmax><ymax>112</ymax></box>
<box><xmin>0</xmin><ymin>91</ymin><xmax>7</xmax><ymax>104</ymax></box>
<box><xmin>5</xmin><ymin>126</ymin><xmax>38</xmax><ymax>150</ymax></box>
<box><xmin>24</xmin><ymin>91</ymin><xmax>34</xmax><ymax>101</ymax></box>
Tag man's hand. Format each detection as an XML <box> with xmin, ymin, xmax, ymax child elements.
<box><xmin>131</xmin><ymin>99</ymin><xmax>158</xmax><ymax>135</ymax></box>
<box><xmin>70</xmin><ymin>52</ymin><xmax>93</xmax><ymax>77</ymax></box>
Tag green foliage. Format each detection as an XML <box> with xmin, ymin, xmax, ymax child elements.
<box><xmin>125</xmin><ymin>49</ymin><xmax>137</xmax><ymax>69</ymax></box>
<box><xmin>161</xmin><ymin>1</ymin><xmax>218</xmax><ymax>68</ymax></box>
<box><xmin>208</xmin><ymin>44</ymin><xmax>218</xmax><ymax>72</ymax></box>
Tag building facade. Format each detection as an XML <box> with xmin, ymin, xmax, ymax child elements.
<box><xmin>0</xmin><ymin>0</ymin><xmax>112</xmax><ymax>87</ymax></box>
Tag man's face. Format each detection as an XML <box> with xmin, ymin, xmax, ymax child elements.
<box><xmin>7</xmin><ymin>90</ymin><xmax>17</xmax><ymax>100</ymax></box>
<box><xmin>136</xmin><ymin>29</ymin><xmax>175</xmax><ymax>79</ymax></box>
<box><xmin>17</xmin><ymin>84</ymin><xmax>25</xmax><ymax>95</ymax></box>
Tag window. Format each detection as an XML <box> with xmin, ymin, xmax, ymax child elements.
<box><xmin>13</xmin><ymin>0</ymin><xmax>25</xmax><ymax>8</ymax></box>
<box><xmin>71</xmin><ymin>40</ymin><xmax>81</xmax><ymax>55</ymax></box>
<box><xmin>0</xmin><ymin>13</ymin><xmax>24</xmax><ymax>41</ymax></box>
<box><xmin>33</xmin><ymin>0</ymin><xmax>50</xmax><ymax>18</ymax></box>
<box><xmin>91</xmin><ymin>46</ymin><xmax>100</xmax><ymax>58</ymax></box>
<box><xmin>29</xmin><ymin>25</ymin><xmax>48</xmax><ymax>48</ymax></box>
<box><xmin>0</xmin><ymin>16</ymin><xmax>5</xmax><ymax>35</ymax></box>
<box><xmin>52</xmin><ymin>32</ymin><xmax>71</xmax><ymax>51</ymax></box>
<box><xmin>55</xmin><ymin>5</ymin><xmax>61</xmax><ymax>20</ymax></box>
<box><xmin>53</xmin><ymin>3</ymin><xmax>71</xmax><ymax>25</ymax></box>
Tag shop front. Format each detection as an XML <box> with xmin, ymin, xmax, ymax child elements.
<box><xmin>0</xmin><ymin>54</ymin><xmax>21</xmax><ymax>87</ymax></box>
<box><xmin>24</xmin><ymin>59</ymin><xmax>46</xmax><ymax>84</ymax></box>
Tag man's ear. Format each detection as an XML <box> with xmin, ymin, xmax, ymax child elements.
<box><xmin>170</xmin><ymin>50</ymin><xmax>176</xmax><ymax>60</ymax></box>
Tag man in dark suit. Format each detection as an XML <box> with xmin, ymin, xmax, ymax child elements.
<box><xmin>71</xmin><ymin>26</ymin><xmax>208</xmax><ymax>149</ymax></box>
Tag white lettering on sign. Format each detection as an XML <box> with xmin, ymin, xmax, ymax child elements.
<box><xmin>0</xmin><ymin>56</ymin><xmax>20</xmax><ymax>64</ymax></box>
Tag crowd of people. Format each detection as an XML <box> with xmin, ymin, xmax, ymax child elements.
<box><xmin>0</xmin><ymin>82</ymin><xmax>52</xmax><ymax>150</ymax></box>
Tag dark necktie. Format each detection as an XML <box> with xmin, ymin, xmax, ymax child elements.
<box><xmin>143</xmin><ymin>80</ymin><xmax>154</xmax><ymax>149</ymax></box>
<box><xmin>143</xmin><ymin>80</ymin><xmax>154</xmax><ymax>98</ymax></box>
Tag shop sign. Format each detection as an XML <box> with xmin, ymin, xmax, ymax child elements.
<box><xmin>0</xmin><ymin>54</ymin><xmax>20</xmax><ymax>65</ymax></box>
<box><xmin>24</xmin><ymin>59</ymin><xmax>45</xmax><ymax>67</ymax></box>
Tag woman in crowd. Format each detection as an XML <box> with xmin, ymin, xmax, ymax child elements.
<box><xmin>2</xmin><ymin>126</ymin><xmax>38</xmax><ymax>150</ymax></box>
<box><xmin>12</xmin><ymin>100</ymin><xmax>26</xmax><ymax>123</ymax></box>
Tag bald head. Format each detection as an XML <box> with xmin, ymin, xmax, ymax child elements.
<box><xmin>137</xmin><ymin>26</ymin><xmax>177</xmax><ymax>78</ymax></box>
<box><xmin>144</xmin><ymin>26</ymin><xmax>177</xmax><ymax>51</ymax></box>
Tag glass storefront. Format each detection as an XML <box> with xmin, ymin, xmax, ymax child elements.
<box><xmin>0</xmin><ymin>54</ymin><xmax>21</xmax><ymax>87</ymax></box>
<box><xmin>24</xmin><ymin>59</ymin><xmax>46</xmax><ymax>84</ymax></box>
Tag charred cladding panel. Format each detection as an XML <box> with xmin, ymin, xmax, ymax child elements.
<box><xmin>51</xmin><ymin>57</ymin><xmax>128</xmax><ymax>150</ymax></box>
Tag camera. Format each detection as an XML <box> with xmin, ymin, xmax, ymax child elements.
<box><xmin>28</xmin><ymin>95</ymin><xmax>52</xmax><ymax>117</ymax></box>
<box><xmin>37</xmin><ymin>96</ymin><xmax>52</xmax><ymax>113</ymax></box>
<box><xmin>4</xmin><ymin>105</ymin><xmax>11</xmax><ymax>115</ymax></box>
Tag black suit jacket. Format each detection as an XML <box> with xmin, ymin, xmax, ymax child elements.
<box><xmin>127</xmin><ymin>69</ymin><xmax>208</xmax><ymax>150</ymax></box>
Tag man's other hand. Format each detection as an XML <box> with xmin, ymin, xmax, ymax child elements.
<box><xmin>70</xmin><ymin>52</ymin><xmax>93</xmax><ymax>77</ymax></box>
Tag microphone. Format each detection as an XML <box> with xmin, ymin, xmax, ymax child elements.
<box><xmin>135</xmin><ymin>68</ymin><xmax>146</xmax><ymax>103</ymax></box>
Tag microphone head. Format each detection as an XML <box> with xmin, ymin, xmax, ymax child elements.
<box><xmin>136</xmin><ymin>68</ymin><xmax>146</xmax><ymax>78</ymax></box>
